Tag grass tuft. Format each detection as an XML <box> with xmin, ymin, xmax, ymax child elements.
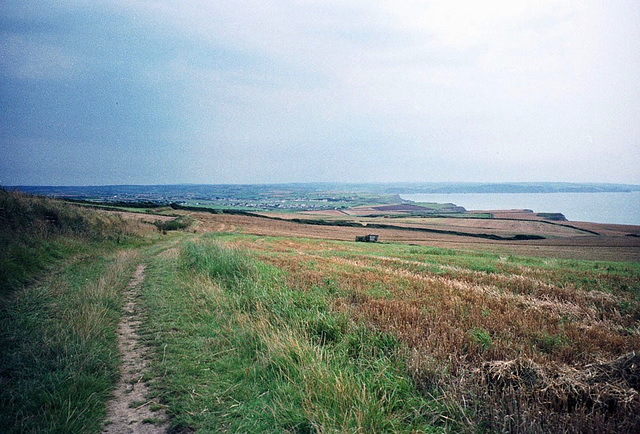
<box><xmin>179</xmin><ymin>239</ymin><xmax>256</xmax><ymax>284</ymax></box>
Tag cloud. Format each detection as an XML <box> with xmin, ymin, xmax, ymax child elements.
<box><xmin>1</xmin><ymin>0</ymin><xmax>639</xmax><ymax>185</ymax></box>
<box><xmin>0</xmin><ymin>32</ymin><xmax>80</xmax><ymax>80</ymax></box>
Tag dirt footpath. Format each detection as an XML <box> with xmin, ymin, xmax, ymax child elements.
<box><xmin>103</xmin><ymin>265</ymin><xmax>168</xmax><ymax>433</ymax></box>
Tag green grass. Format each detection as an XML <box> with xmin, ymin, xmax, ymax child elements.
<box><xmin>468</xmin><ymin>327</ymin><xmax>492</xmax><ymax>352</ymax></box>
<box><xmin>0</xmin><ymin>250</ymin><xmax>139</xmax><ymax>433</ymax></box>
<box><xmin>140</xmin><ymin>236</ymin><xmax>444</xmax><ymax>432</ymax></box>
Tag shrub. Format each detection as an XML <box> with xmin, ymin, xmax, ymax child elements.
<box><xmin>153</xmin><ymin>216</ymin><xmax>193</xmax><ymax>232</ymax></box>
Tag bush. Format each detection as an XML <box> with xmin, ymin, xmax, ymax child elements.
<box><xmin>153</xmin><ymin>216</ymin><xmax>192</xmax><ymax>232</ymax></box>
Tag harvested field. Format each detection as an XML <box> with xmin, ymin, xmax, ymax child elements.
<box><xmin>358</xmin><ymin>216</ymin><xmax>593</xmax><ymax>237</ymax></box>
<box><xmin>210</xmin><ymin>232</ymin><xmax>640</xmax><ymax>432</ymax></box>
<box><xmin>298</xmin><ymin>209</ymin><xmax>349</xmax><ymax>217</ymax></box>
<box><xmin>371</xmin><ymin>204</ymin><xmax>443</xmax><ymax>212</ymax></box>
<box><xmin>183</xmin><ymin>211</ymin><xmax>640</xmax><ymax>262</ymax></box>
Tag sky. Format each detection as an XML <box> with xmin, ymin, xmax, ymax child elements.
<box><xmin>1</xmin><ymin>0</ymin><xmax>639</xmax><ymax>186</ymax></box>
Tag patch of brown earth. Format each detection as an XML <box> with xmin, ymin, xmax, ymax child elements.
<box><xmin>103</xmin><ymin>265</ymin><xmax>168</xmax><ymax>433</ymax></box>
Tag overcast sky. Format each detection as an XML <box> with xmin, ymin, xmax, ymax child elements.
<box><xmin>1</xmin><ymin>0</ymin><xmax>639</xmax><ymax>186</ymax></box>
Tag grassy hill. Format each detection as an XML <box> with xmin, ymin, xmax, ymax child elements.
<box><xmin>1</xmin><ymin>190</ymin><xmax>639</xmax><ymax>432</ymax></box>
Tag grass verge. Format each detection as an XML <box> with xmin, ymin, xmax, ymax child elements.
<box><xmin>0</xmin><ymin>189</ymin><xmax>153</xmax><ymax>295</ymax></box>
<box><xmin>141</xmin><ymin>234</ymin><xmax>444</xmax><ymax>432</ymax></box>
<box><xmin>0</xmin><ymin>250</ymin><xmax>139</xmax><ymax>432</ymax></box>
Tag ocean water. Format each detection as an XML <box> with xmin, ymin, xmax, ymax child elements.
<box><xmin>401</xmin><ymin>191</ymin><xmax>640</xmax><ymax>226</ymax></box>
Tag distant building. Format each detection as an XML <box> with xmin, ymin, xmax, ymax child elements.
<box><xmin>356</xmin><ymin>234</ymin><xmax>379</xmax><ymax>242</ymax></box>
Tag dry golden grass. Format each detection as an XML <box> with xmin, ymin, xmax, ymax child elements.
<box><xmin>214</xmin><ymin>233</ymin><xmax>640</xmax><ymax>431</ymax></box>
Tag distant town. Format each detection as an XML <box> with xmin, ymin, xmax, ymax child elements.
<box><xmin>9</xmin><ymin>182</ymin><xmax>640</xmax><ymax>212</ymax></box>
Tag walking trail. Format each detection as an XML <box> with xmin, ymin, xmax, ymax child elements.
<box><xmin>103</xmin><ymin>264</ymin><xmax>169</xmax><ymax>433</ymax></box>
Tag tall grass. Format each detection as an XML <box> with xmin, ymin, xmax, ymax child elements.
<box><xmin>0</xmin><ymin>250</ymin><xmax>139</xmax><ymax>433</ymax></box>
<box><xmin>179</xmin><ymin>240</ymin><xmax>256</xmax><ymax>284</ymax></box>
<box><xmin>141</xmin><ymin>235</ymin><xmax>441</xmax><ymax>432</ymax></box>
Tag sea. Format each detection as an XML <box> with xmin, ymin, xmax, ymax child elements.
<box><xmin>400</xmin><ymin>191</ymin><xmax>640</xmax><ymax>226</ymax></box>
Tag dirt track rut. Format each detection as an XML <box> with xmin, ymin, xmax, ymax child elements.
<box><xmin>103</xmin><ymin>264</ymin><xmax>168</xmax><ymax>433</ymax></box>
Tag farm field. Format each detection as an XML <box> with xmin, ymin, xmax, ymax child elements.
<box><xmin>188</xmin><ymin>208</ymin><xmax>640</xmax><ymax>263</ymax></box>
<box><xmin>1</xmin><ymin>191</ymin><xmax>639</xmax><ymax>432</ymax></box>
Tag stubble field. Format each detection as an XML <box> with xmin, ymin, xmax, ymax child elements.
<box><xmin>188</xmin><ymin>210</ymin><xmax>640</xmax><ymax>262</ymax></box>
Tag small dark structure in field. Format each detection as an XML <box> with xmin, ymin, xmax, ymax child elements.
<box><xmin>356</xmin><ymin>234</ymin><xmax>379</xmax><ymax>242</ymax></box>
